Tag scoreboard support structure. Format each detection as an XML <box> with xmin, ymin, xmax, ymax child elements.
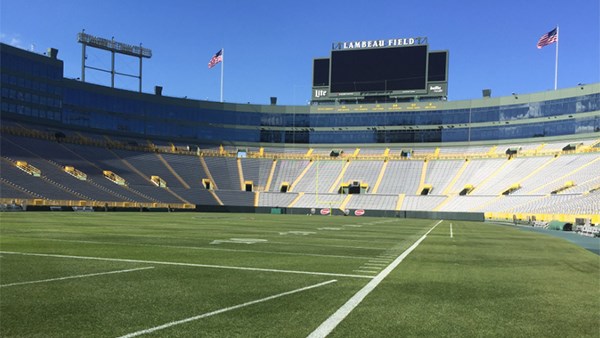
<box><xmin>77</xmin><ymin>30</ymin><xmax>152</xmax><ymax>93</ymax></box>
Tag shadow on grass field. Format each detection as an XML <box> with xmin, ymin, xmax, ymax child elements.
<box><xmin>491</xmin><ymin>221</ymin><xmax>600</xmax><ymax>255</ymax></box>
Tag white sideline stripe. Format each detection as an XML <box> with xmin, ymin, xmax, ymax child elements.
<box><xmin>0</xmin><ymin>251</ymin><xmax>373</xmax><ymax>280</ymax></box>
<box><xmin>307</xmin><ymin>220</ymin><xmax>443</xmax><ymax>338</ymax></box>
<box><xmin>117</xmin><ymin>279</ymin><xmax>337</xmax><ymax>338</ymax></box>
<box><xmin>0</xmin><ymin>266</ymin><xmax>154</xmax><ymax>288</ymax></box>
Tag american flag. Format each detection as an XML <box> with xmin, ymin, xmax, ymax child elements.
<box><xmin>208</xmin><ymin>49</ymin><xmax>223</xmax><ymax>69</ymax></box>
<box><xmin>536</xmin><ymin>28</ymin><xmax>558</xmax><ymax>49</ymax></box>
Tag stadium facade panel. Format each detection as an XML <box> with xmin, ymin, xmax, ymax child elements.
<box><xmin>1</xmin><ymin>43</ymin><xmax>599</xmax><ymax>145</ymax></box>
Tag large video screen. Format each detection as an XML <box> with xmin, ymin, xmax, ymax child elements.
<box><xmin>312</xmin><ymin>58</ymin><xmax>330</xmax><ymax>87</ymax></box>
<box><xmin>427</xmin><ymin>51</ymin><xmax>447</xmax><ymax>82</ymax></box>
<box><xmin>330</xmin><ymin>45</ymin><xmax>428</xmax><ymax>93</ymax></box>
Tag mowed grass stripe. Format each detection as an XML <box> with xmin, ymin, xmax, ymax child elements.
<box><xmin>117</xmin><ymin>279</ymin><xmax>338</xmax><ymax>338</ymax></box>
<box><xmin>0</xmin><ymin>213</ymin><xmax>427</xmax><ymax>238</ymax></box>
<box><xmin>323</xmin><ymin>221</ymin><xmax>600</xmax><ymax>337</ymax></box>
<box><xmin>0</xmin><ymin>251</ymin><xmax>374</xmax><ymax>279</ymax></box>
<box><xmin>308</xmin><ymin>220</ymin><xmax>444</xmax><ymax>338</ymax></box>
<box><xmin>3</xmin><ymin>233</ymin><xmax>391</xmax><ymax>251</ymax></box>
<box><xmin>0</xmin><ymin>236</ymin><xmax>382</xmax><ymax>276</ymax></box>
<box><xmin>3</xmin><ymin>236</ymin><xmax>376</xmax><ymax>260</ymax></box>
<box><xmin>1</xmin><ymin>227</ymin><xmax>412</xmax><ymax>248</ymax></box>
<box><xmin>1</xmin><ymin>213</ymin><xmax>431</xmax><ymax>276</ymax></box>
<box><xmin>0</xmin><ymin>213</ymin><xmax>424</xmax><ymax>243</ymax></box>
<box><xmin>0</xmin><ymin>258</ymin><xmax>360</xmax><ymax>337</ymax></box>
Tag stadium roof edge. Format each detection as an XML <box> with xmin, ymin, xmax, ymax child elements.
<box><xmin>1</xmin><ymin>42</ymin><xmax>597</xmax><ymax>111</ymax></box>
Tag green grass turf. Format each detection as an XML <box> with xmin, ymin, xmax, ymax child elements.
<box><xmin>0</xmin><ymin>213</ymin><xmax>598</xmax><ymax>337</ymax></box>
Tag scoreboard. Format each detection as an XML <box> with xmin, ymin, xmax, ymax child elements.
<box><xmin>312</xmin><ymin>37</ymin><xmax>448</xmax><ymax>102</ymax></box>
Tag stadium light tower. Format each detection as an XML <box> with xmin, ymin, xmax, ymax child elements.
<box><xmin>77</xmin><ymin>30</ymin><xmax>152</xmax><ymax>92</ymax></box>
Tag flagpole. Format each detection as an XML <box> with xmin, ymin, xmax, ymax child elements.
<box><xmin>220</xmin><ymin>48</ymin><xmax>224</xmax><ymax>102</ymax></box>
<box><xmin>554</xmin><ymin>26</ymin><xmax>559</xmax><ymax>90</ymax></box>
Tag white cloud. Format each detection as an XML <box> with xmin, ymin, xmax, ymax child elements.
<box><xmin>10</xmin><ymin>37</ymin><xmax>22</xmax><ymax>47</ymax></box>
<box><xmin>0</xmin><ymin>32</ymin><xmax>24</xmax><ymax>48</ymax></box>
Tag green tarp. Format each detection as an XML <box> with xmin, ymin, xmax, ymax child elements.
<box><xmin>547</xmin><ymin>220</ymin><xmax>572</xmax><ymax>231</ymax></box>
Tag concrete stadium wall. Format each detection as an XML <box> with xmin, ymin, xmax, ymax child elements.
<box><xmin>194</xmin><ymin>204</ymin><xmax>484</xmax><ymax>221</ymax></box>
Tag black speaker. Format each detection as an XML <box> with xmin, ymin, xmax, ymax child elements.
<box><xmin>155</xmin><ymin>86</ymin><xmax>163</xmax><ymax>96</ymax></box>
<box><xmin>270</xmin><ymin>97</ymin><xmax>277</xmax><ymax>105</ymax></box>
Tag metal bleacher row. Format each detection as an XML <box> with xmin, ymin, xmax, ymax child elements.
<box><xmin>0</xmin><ymin>124</ymin><xmax>599</xmax><ymax>222</ymax></box>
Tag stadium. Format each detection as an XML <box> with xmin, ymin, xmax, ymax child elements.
<box><xmin>1</xmin><ymin>31</ymin><xmax>599</xmax><ymax>337</ymax></box>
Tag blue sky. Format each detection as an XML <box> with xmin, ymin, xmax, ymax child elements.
<box><xmin>1</xmin><ymin>0</ymin><xmax>599</xmax><ymax>105</ymax></box>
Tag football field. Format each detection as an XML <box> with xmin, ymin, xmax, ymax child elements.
<box><xmin>0</xmin><ymin>212</ymin><xmax>598</xmax><ymax>337</ymax></box>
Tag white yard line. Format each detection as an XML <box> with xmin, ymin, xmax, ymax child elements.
<box><xmin>0</xmin><ymin>251</ymin><xmax>373</xmax><ymax>279</ymax></box>
<box><xmin>450</xmin><ymin>223</ymin><xmax>454</xmax><ymax>238</ymax></box>
<box><xmin>0</xmin><ymin>266</ymin><xmax>154</xmax><ymax>288</ymax></box>
<box><xmin>117</xmin><ymin>279</ymin><xmax>337</xmax><ymax>338</ymax></box>
<box><xmin>367</xmin><ymin>258</ymin><xmax>389</xmax><ymax>262</ymax></box>
<box><xmin>307</xmin><ymin>220</ymin><xmax>443</xmax><ymax>338</ymax></box>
